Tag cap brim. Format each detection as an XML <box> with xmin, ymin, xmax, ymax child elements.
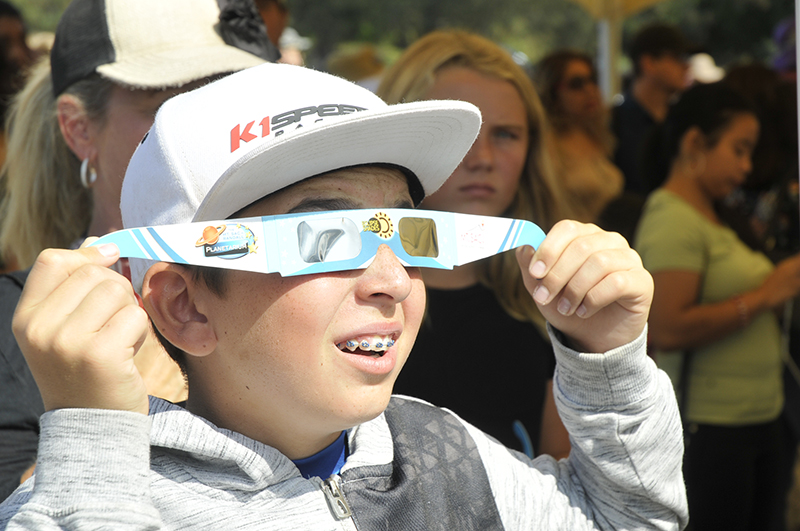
<box><xmin>96</xmin><ymin>44</ymin><xmax>264</xmax><ymax>90</ymax></box>
<box><xmin>194</xmin><ymin>99</ymin><xmax>481</xmax><ymax>221</ymax></box>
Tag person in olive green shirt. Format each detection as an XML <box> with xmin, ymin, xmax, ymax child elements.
<box><xmin>638</xmin><ymin>189</ymin><xmax>782</xmax><ymax>423</ymax></box>
<box><xmin>635</xmin><ymin>81</ymin><xmax>800</xmax><ymax>531</ymax></box>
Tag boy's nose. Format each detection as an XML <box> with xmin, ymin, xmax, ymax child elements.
<box><xmin>356</xmin><ymin>244</ymin><xmax>413</xmax><ymax>304</ymax></box>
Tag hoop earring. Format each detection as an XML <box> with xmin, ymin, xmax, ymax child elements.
<box><xmin>80</xmin><ymin>158</ymin><xmax>97</xmax><ymax>189</ymax></box>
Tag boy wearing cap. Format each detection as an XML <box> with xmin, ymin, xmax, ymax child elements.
<box><xmin>1</xmin><ymin>63</ymin><xmax>687</xmax><ymax>530</ymax></box>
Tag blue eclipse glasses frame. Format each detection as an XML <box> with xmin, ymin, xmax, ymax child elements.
<box><xmin>91</xmin><ymin>209</ymin><xmax>546</xmax><ymax>277</ymax></box>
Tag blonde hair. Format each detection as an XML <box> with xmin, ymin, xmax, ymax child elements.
<box><xmin>0</xmin><ymin>57</ymin><xmax>112</xmax><ymax>268</ymax></box>
<box><xmin>378</xmin><ymin>30</ymin><xmax>572</xmax><ymax>325</ymax></box>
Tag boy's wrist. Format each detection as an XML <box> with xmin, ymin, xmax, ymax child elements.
<box><xmin>33</xmin><ymin>408</ymin><xmax>152</xmax><ymax>504</ymax></box>
<box><xmin>548</xmin><ymin>324</ymin><xmax>653</xmax><ymax>408</ymax></box>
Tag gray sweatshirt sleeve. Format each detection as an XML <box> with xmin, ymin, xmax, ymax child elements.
<box><xmin>0</xmin><ymin>408</ymin><xmax>161</xmax><ymax>530</ymax></box>
<box><xmin>0</xmin><ymin>329</ymin><xmax>687</xmax><ymax>531</ymax></box>
<box><xmin>463</xmin><ymin>326</ymin><xmax>689</xmax><ymax>530</ymax></box>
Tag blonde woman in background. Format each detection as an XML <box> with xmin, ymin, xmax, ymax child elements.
<box><xmin>534</xmin><ymin>50</ymin><xmax>623</xmax><ymax>224</ymax></box>
<box><xmin>378</xmin><ymin>30</ymin><xmax>571</xmax><ymax>458</ymax></box>
<box><xmin>0</xmin><ymin>0</ymin><xmax>269</xmax><ymax>501</ymax></box>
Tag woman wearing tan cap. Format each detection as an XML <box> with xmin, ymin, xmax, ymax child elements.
<box><xmin>0</xmin><ymin>0</ymin><xmax>271</xmax><ymax>501</ymax></box>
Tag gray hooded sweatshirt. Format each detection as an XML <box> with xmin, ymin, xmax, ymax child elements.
<box><xmin>0</xmin><ymin>328</ymin><xmax>688</xmax><ymax>530</ymax></box>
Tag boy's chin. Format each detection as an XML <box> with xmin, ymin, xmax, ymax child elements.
<box><xmin>336</xmin><ymin>389</ymin><xmax>395</xmax><ymax>429</ymax></box>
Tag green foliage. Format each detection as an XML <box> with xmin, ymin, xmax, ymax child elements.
<box><xmin>17</xmin><ymin>0</ymin><xmax>70</xmax><ymax>32</ymax></box>
<box><xmin>290</xmin><ymin>0</ymin><xmax>794</xmax><ymax>71</ymax></box>
<box><xmin>15</xmin><ymin>0</ymin><xmax>796</xmax><ymax>72</ymax></box>
<box><xmin>292</xmin><ymin>0</ymin><xmax>598</xmax><ymax>69</ymax></box>
<box><xmin>487</xmin><ymin>0</ymin><xmax>597</xmax><ymax>61</ymax></box>
<box><xmin>629</xmin><ymin>0</ymin><xmax>794</xmax><ymax>66</ymax></box>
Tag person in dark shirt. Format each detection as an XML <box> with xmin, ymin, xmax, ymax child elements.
<box><xmin>612</xmin><ymin>23</ymin><xmax>689</xmax><ymax>196</ymax></box>
<box><xmin>0</xmin><ymin>271</ymin><xmax>41</xmax><ymax>501</ymax></box>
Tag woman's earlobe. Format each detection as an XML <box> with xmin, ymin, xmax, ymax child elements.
<box><xmin>142</xmin><ymin>264</ymin><xmax>217</xmax><ymax>357</ymax></box>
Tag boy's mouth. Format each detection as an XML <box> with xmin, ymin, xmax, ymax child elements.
<box><xmin>336</xmin><ymin>335</ymin><xmax>396</xmax><ymax>358</ymax></box>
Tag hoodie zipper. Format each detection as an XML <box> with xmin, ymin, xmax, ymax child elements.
<box><xmin>322</xmin><ymin>475</ymin><xmax>354</xmax><ymax>523</ymax></box>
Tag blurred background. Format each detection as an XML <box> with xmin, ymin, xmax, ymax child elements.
<box><xmin>20</xmin><ymin>0</ymin><xmax>796</xmax><ymax>92</ymax></box>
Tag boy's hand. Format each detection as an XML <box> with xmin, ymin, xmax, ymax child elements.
<box><xmin>12</xmin><ymin>245</ymin><xmax>150</xmax><ymax>415</ymax></box>
<box><xmin>516</xmin><ymin>220</ymin><xmax>653</xmax><ymax>353</ymax></box>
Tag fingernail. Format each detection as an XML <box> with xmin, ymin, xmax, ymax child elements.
<box><xmin>96</xmin><ymin>243</ymin><xmax>119</xmax><ymax>258</ymax></box>
<box><xmin>557</xmin><ymin>297</ymin><xmax>571</xmax><ymax>315</ymax></box>
<box><xmin>576</xmin><ymin>304</ymin><xmax>587</xmax><ymax>318</ymax></box>
<box><xmin>533</xmin><ymin>284</ymin><xmax>550</xmax><ymax>304</ymax></box>
<box><xmin>531</xmin><ymin>260</ymin><xmax>546</xmax><ymax>278</ymax></box>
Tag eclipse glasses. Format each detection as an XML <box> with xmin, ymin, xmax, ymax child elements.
<box><xmin>91</xmin><ymin>209</ymin><xmax>546</xmax><ymax>277</ymax></box>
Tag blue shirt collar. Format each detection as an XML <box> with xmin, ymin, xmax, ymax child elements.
<box><xmin>292</xmin><ymin>431</ymin><xmax>347</xmax><ymax>479</ymax></box>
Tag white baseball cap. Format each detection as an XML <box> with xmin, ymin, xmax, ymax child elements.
<box><xmin>121</xmin><ymin>62</ymin><xmax>482</xmax><ymax>288</ymax></box>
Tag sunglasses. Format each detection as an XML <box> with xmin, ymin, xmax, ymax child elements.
<box><xmin>90</xmin><ymin>209</ymin><xmax>546</xmax><ymax>277</ymax></box>
<box><xmin>561</xmin><ymin>74</ymin><xmax>598</xmax><ymax>91</ymax></box>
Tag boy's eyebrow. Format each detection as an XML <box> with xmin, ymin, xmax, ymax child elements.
<box><xmin>287</xmin><ymin>197</ymin><xmax>414</xmax><ymax>213</ymax></box>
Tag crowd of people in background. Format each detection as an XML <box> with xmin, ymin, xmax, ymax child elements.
<box><xmin>0</xmin><ymin>0</ymin><xmax>798</xmax><ymax>529</ymax></box>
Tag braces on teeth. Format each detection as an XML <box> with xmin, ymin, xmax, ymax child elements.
<box><xmin>338</xmin><ymin>337</ymin><xmax>396</xmax><ymax>352</ymax></box>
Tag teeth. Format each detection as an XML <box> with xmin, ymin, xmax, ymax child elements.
<box><xmin>338</xmin><ymin>336</ymin><xmax>395</xmax><ymax>352</ymax></box>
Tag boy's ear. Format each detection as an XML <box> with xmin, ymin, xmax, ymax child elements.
<box><xmin>56</xmin><ymin>94</ymin><xmax>97</xmax><ymax>162</ymax></box>
<box><xmin>142</xmin><ymin>263</ymin><xmax>217</xmax><ymax>357</ymax></box>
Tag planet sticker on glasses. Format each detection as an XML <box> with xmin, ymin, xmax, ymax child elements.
<box><xmin>196</xmin><ymin>225</ymin><xmax>226</xmax><ymax>246</ymax></box>
<box><xmin>361</xmin><ymin>212</ymin><xmax>394</xmax><ymax>239</ymax></box>
<box><xmin>197</xmin><ymin>222</ymin><xmax>258</xmax><ymax>260</ymax></box>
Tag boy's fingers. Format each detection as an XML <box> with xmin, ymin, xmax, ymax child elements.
<box><xmin>550</xmin><ymin>247</ymin><xmax>643</xmax><ymax>316</ymax></box>
<box><xmin>573</xmin><ymin>268</ymin><xmax>653</xmax><ymax>320</ymax></box>
<box><xmin>530</xmin><ymin>220</ymin><xmax>600</xmax><ymax>280</ymax></box>
<box><xmin>19</xmin><ymin>272</ymin><xmax>139</xmax><ymax>372</ymax></box>
<box><xmin>533</xmin><ymin>226</ymin><xmax>631</xmax><ymax>306</ymax></box>
<box><xmin>94</xmin><ymin>304</ymin><xmax>151</xmax><ymax>361</ymax></box>
<box><xmin>515</xmin><ymin>245</ymin><xmax>536</xmax><ymax>279</ymax></box>
<box><xmin>13</xmin><ymin>246</ymin><xmax>150</xmax><ymax>415</ymax></box>
<box><xmin>79</xmin><ymin>236</ymin><xmax>100</xmax><ymax>249</ymax></box>
<box><xmin>21</xmin><ymin>261</ymin><xmax>135</xmax><ymax>335</ymax></box>
<box><xmin>38</xmin><ymin>302</ymin><xmax>150</xmax><ymax>413</ymax></box>
<box><xmin>63</xmin><ymin>278</ymin><xmax>141</xmax><ymax>335</ymax></box>
<box><xmin>17</xmin><ymin>245</ymin><xmax>120</xmax><ymax>312</ymax></box>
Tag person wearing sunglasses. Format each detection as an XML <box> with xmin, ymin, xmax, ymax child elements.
<box><xmin>535</xmin><ymin>50</ymin><xmax>623</xmax><ymax>224</ymax></box>
<box><xmin>0</xmin><ymin>61</ymin><xmax>687</xmax><ymax>530</ymax></box>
